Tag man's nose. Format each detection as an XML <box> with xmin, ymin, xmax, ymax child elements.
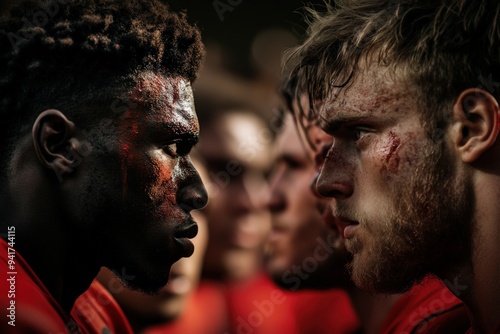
<box><xmin>315</xmin><ymin>144</ymin><xmax>353</xmax><ymax>199</ymax></box>
<box><xmin>188</xmin><ymin>179</ymin><xmax>208</xmax><ymax>210</ymax></box>
<box><xmin>178</xmin><ymin>161</ymin><xmax>209</xmax><ymax>211</ymax></box>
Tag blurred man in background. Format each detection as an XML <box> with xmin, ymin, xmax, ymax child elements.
<box><xmin>197</xmin><ymin>105</ymin><xmax>272</xmax><ymax>284</ymax></box>
<box><xmin>265</xmin><ymin>111</ymin><xmax>361</xmax><ymax>334</ymax></box>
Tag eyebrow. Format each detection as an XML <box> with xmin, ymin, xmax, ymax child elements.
<box><xmin>149</xmin><ymin>122</ymin><xmax>199</xmax><ymax>144</ymax></box>
<box><xmin>318</xmin><ymin>113</ymin><xmax>373</xmax><ymax>133</ymax></box>
<box><xmin>175</xmin><ymin>132</ymin><xmax>199</xmax><ymax>145</ymax></box>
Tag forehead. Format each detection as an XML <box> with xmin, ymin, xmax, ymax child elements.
<box><xmin>318</xmin><ymin>64</ymin><xmax>416</xmax><ymax>123</ymax></box>
<box><xmin>130</xmin><ymin>72</ymin><xmax>198</xmax><ymax>133</ymax></box>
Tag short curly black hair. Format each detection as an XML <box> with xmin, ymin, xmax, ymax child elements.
<box><xmin>0</xmin><ymin>0</ymin><xmax>204</xmax><ymax>172</ymax></box>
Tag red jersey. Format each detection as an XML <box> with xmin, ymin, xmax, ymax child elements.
<box><xmin>226</xmin><ymin>273</ymin><xmax>360</xmax><ymax>334</ymax></box>
<box><xmin>291</xmin><ymin>289</ymin><xmax>360</xmax><ymax>334</ymax></box>
<box><xmin>0</xmin><ymin>237</ymin><xmax>80</xmax><ymax>334</ymax></box>
<box><xmin>144</xmin><ymin>281</ymin><xmax>228</xmax><ymax>334</ymax></box>
<box><xmin>72</xmin><ymin>280</ymin><xmax>133</xmax><ymax>334</ymax></box>
<box><xmin>380</xmin><ymin>277</ymin><xmax>470</xmax><ymax>333</ymax></box>
<box><xmin>226</xmin><ymin>273</ymin><xmax>300</xmax><ymax>334</ymax></box>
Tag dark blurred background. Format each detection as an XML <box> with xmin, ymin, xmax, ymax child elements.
<box><xmin>166</xmin><ymin>0</ymin><xmax>326</xmax><ymax>77</ymax></box>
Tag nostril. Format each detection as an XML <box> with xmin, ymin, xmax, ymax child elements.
<box><xmin>179</xmin><ymin>183</ymin><xmax>208</xmax><ymax>212</ymax></box>
<box><xmin>319</xmin><ymin>184</ymin><xmax>352</xmax><ymax>199</ymax></box>
<box><xmin>321</xmin><ymin>188</ymin><xmax>346</xmax><ymax>199</ymax></box>
<box><xmin>316</xmin><ymin>174</ymin><xmax>353</xmax><ymax>199</ymax></box>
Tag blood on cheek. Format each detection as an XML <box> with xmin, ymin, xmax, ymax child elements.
<box><xmin>119</xmin><ymin>75</ymin><xmax>178</xmax><ymax>196</ymax></box>
<box><xmin>150</xmin><ymin>155</ymin><xmax>177</xmax><ymax>204</ymax></box>
<box><xmin>118</xmin><ymin>74</ymin><xmax>195</xmax><ymax>202</ymax></box>
<box><xmin>380</xmin><ymin>131</ymin><xmax>401</xmax><ymax>175</ymax></box>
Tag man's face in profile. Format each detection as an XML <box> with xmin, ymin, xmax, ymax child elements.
<box><xmin>198</xmin><ymin>112</ymin><xmax>272</xmax><ymax>281</ymax></box>
<box><xmin>78</xmin><ymin>72</ymin><xmax>207</xmax><ymax>294</ymax></box>
<box><xmin>266</xmin><ymin>114</ymin><xmax>348</xmax><ymax>290</ymax></box>
<box><xmin>315</xmin><ymin>64</ymin><xmax>474</xmax><ymax>293</ymax></box>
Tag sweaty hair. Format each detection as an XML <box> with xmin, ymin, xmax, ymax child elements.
<box><xmin>0</xmin><ymin>0</ymin><xmax>204</xmax><ymax>172</ymax></box>
<box><xmin>283</xmin><ymin>0</ymin><xmax>500</xmax><ymax>131</ymax></box>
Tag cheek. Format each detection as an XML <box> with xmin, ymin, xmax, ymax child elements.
<box><xmin>125</xmin><ymin>150</ymin><xmax>177</xmax><ymax>209</ymax></box>
<box><xmin>375</xmin><ymin>131</ymin><xmax>421</xmax><ymax>179</ymax></box>
<box><xmin>379</xmin><ymin>131</ymin><xmax>402</xmax><ymax>175</ymax></box>
<box><xmin>149</xmin><ymin>155</ymin><xmax>177</xmax><ymax>200</ymax></box>
<box><xmin>119</xmin><ymin>111</ymin><xmax>141</xmax><ymax>195</ymax></box>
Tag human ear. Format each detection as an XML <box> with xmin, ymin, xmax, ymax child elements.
<box><xmin>451</xmin><ymin>89</ymin><xmax>500</xmax><ymax>163</ymax></box>
<box><xmin>32</xmin><ymin>109</ymin><xmax>83</xmax><ymax>179</ymax></box>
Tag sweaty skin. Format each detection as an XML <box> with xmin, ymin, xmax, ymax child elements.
<box><xmin>316</xmin><ymin>63</ymin><xmax>474</xmax><ymax>294</ymax></box>
<box><xmin>4</xmin><ymin>72</ymin><xmax>208</xmax><ymax>317</ymax></box>
<box><xmin>298</xmin><ymin>95</ymin><xmax>402</xmax><ymax>334</ymax></box>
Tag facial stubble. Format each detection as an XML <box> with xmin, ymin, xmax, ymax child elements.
<box><xmin>347</xmin><ymin>139</ymin><xmax>475</xmax><ymax>294</ymax></box>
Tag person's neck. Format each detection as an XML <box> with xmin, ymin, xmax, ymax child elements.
<box><xmin>15</xmin><ymin>210</ymin><xmax>98</xmax><ymax>313</ymax></box>
<box><xmin>6</xmin><ymin>177</ymin><xmax>98</xmax><ymax>313</ymax></box>
<box><xmin>450</xmin><ymin>176</ymin><xmax>500</xmax><ymax>333</ymax></box>
<box><xmin>348</xmin><ymin>288</ymin><xmax>401</xmax><ymax>334</ymax></box>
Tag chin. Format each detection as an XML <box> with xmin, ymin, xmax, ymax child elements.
<box><xmin>117</xmin><ymin>263</ymin><xmax>173</xmax><ymax>295</ymax></box>
<box><xmin>349</xmin><ymin>252</ymin><xmax>427</xmax><ymax>294</ymax></box>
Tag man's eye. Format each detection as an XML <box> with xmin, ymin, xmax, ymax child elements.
<box><xmin>163</xmin><ymin>141</ymin><xmax>192</xmax><ymax>157</ymax></box>
<box><xmin>353</xmin><ymin>128</ymin><xmax>370</xmax><ymax>141</ymax></box>
<box><xmin>163</xmin><ymin>143</ymin><xmax>178</xmax><ymax>157</ymax></box>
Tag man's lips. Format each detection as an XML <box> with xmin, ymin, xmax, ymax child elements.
<box><xmin>174</xmin><ymin>221</ymin><xmax>198</xmax><ymax>257</ymax></box>
<box><xmin>334</xmin><ymin>217</ymin><xmax>359</xmax><ymax>239</ymax></box>
<box><xmin>175</xmin><ymin>222</ymin><xmax>198</xmax><ymax>239</ymax></box>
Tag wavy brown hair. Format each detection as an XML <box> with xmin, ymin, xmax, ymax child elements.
<box><xmin>283</xmin><ymin>0</ymin><xmax>500</xmax><ymax>132</ymax></box>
